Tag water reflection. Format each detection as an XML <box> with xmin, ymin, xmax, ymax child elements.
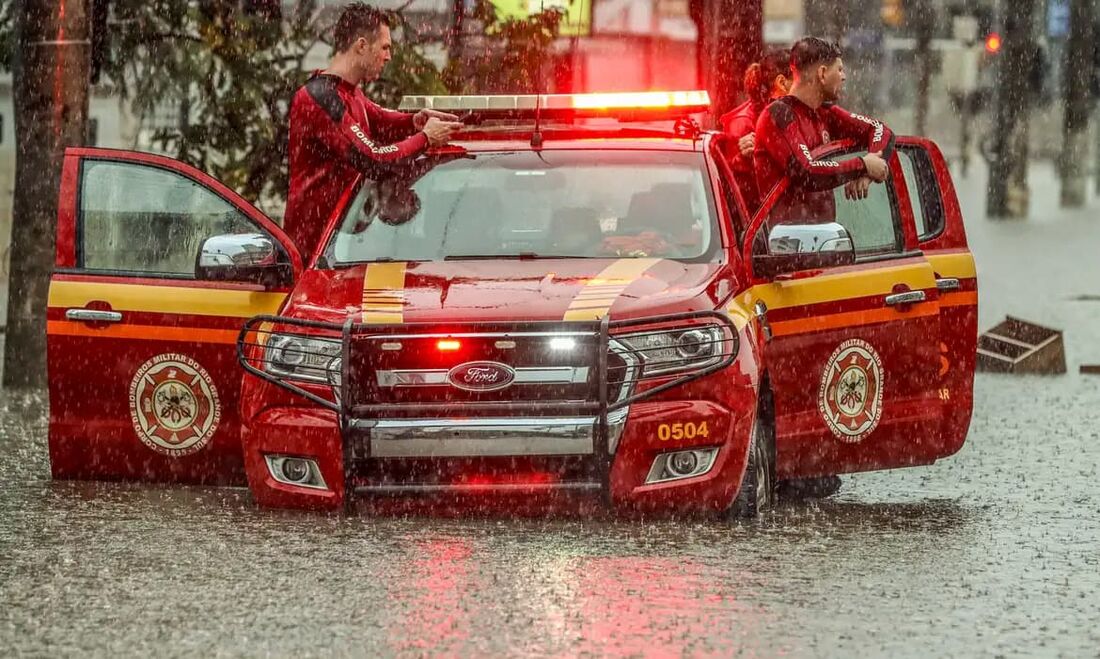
<box><xmin>2</xmin><ymin>376</ymin><xmax>1098</xmax><ymax>655</ymax></box>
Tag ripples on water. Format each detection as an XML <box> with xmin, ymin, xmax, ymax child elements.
<box><xmin>1</xmin><ymin>377</ymin><xmax>1098</xmax><ymax>656</ymax></box>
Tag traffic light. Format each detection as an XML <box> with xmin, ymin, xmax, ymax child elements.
<box><xmin>882</xmin><ymin>0</ymin><xmax>904</xmax><ymax>28</ymax></box>
<box><xmin>984</xmin><ymin>32</ymin><xmax>1002</xmax><ymax>54</ymax></box>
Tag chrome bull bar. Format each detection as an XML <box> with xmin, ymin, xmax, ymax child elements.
<box><xmin>236</xmin><ymin>311</ymin><xmax>739</xmax><ymax>503</ymax></box>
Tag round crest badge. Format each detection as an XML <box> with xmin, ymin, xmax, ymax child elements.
<box><xmin>818</xmin><ymin>339</ymin><xmax>884</xmax><ymax>443</ymax></box>
<box><xmin>128</xmin><ymin>353</ymin><xmax>221</xmax><ymax>457</ymax></box>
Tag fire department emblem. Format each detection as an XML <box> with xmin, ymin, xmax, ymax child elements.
<box><xmin>818</xmin><ymin>339</ymin><xmax>883</xmax><ymax>443</ymax></box>
<box><xmin>129</xmin><ymin>353</ymin><xmax>221</xmax><ymax>457</ymax></box>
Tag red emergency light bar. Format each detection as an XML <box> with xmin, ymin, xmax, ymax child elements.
<box><xmin>399</xmin><ymin>91</ymin><xmax>712</xmax><ymax>121</ymax></box>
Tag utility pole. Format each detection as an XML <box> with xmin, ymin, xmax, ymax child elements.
<box><xmin>5</xmin><ymin>0</ymin><xmax>90</xmax><ymax>388</ymax></box>
<box><xmin>986</xmin><ymin>0</ymin><xmax>1038</xmax><ymax>218</ymax></box>
<box><xmin>691</xmin><ymin>0</ymin><xmax>763</xmax><ymax>124</ymax></box>
<box><xmin>1059</xmin><ymin>0</ymin><xmax>1095</xmax><ymax>207</ymax></box>
<box><xmin>804</xmin><ymin>0</ymin><xmax>849</xmax><ymax>42</ymax></box>
<box><xmin>912</xmin><ymin>0</ymin><xmax>935</xmax><ymax>136</ymax></box>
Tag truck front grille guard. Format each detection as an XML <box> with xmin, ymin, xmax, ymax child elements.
<box><xmin>237</xmin><ymin>311</ymin><xmax>739</xmax><ymax>496</ymax></box>
<box><xmin>238</xmin><ymin>310</ymin><xmax>739</xmax><ymax>417</ymax></box>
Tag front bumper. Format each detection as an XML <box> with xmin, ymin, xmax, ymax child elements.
<box><xmin>238</xmin><ymin>312</ymin><xmax>748</xmax><ymax>513</ymax></box>
<box><xmin>360</xmin><ymin>410</ymin><xmax>628</xmax><ymax>458</ymax></box>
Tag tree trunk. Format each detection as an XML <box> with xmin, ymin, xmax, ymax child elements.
<box><xmin>1059</xmin><ymin>0</ymin><xmax>1095</xmax><ymax>208</ymax></box>
<box><xmin>691</xmin><ymin>0</ymin><xmax>763</xmax><ymax>125</ymax></box>
<box><xmin>5</xmin><ymin>0</ymin><xmax>90</xmax><ymax>389</ymax></box>
<box><xmin>986</xmin><ymin>0</ymin><xmax>1037</xmax><ymax>219</ymax></box>
<box><xmin>448</xmin><ymin>0</ymin><xmax>464</xmax><ymax>63</ymax></box>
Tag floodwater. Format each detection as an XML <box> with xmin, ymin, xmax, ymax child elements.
<box><xmin>2</xmin><ymin>162</ymin><xmax>1100</xmax><ymax>655</ymax></box>
<box><xmin>1</xmin><ymin>375</ymin><xmax>1098</xmax><ymax>656</ymax></box>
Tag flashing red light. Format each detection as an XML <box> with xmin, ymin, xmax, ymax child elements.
<box><xmin>437</xmin><ymin>339</ymin><xmax>461</xmax><ymax>352</ymax></box>
<box><xmin>568</xmin><ymin>91</ymin><xmax>710</xmax><ymax>110</ymax></box>
<box><xmin>985</xmin><ymin>33</ymin><xmax>1002</xmax><ymax>54</ymax></box>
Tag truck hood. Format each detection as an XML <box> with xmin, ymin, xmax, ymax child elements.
<box><xmin>283</xmin><ymin>258</ymin><xmax>730</xmax><ymax>325</ymax></box>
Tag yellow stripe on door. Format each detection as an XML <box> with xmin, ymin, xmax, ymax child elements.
<box><xmin>361</xmin><ymin>262</ymin><xmax>407</xmax><ymax>324</ymax></box>
<box><xmin>563</xmin><ymin>258</ymin><xmax>661</xmax><ymax>321</ymax></box>
<box><xmin>925</xmin><ymin>252</ymin><xmax>977</xmax><ymax>280</ymax></box>
<box><xmin>734</xmin><ymin>260</ymin><xmax>938</xmax><ymax>313</ymax></box>
<box><xmin>47</xmin><ymin>280</ymin><xmax>287</xmax><ymax>318</ymax></box>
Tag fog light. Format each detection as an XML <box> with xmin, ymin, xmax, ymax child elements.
<box><xmin>266</xmin><ymin>455</ymin><xmax>328</xmax><ymax>490</ymax></box>
<box><xmin>645</xmin><ymin>448</ymin><xmax>718</xmax><ymax>484</ymax></box>
<box><xmin>668</xmin><ymin>450</ymin><xmax>699</xmax><ymax>476</ymax></box>
<box><xmin>281</xmin><ymin>458</ymin><xmax>311</xmax><ymax>483</ymax></box>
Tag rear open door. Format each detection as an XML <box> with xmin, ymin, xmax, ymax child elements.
<box><xmin>48</xmin><ymin>148</ymin><xmax>301</xmax><ymax>484</ymax></box>
<box><xmin>754</xmin><ymin>145</ymin><xmax>946</xmax><ymax>479</ymax></box>
<box><xmin>896</xmin><ymin>137</ymin><xmax>978</xmax><ymax>456</ymax></box>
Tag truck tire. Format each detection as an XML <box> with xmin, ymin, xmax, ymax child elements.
<box><xmin>729</xmin><ymin>399</ymin><xmax>776</xmax><ymax>519</ymax></box>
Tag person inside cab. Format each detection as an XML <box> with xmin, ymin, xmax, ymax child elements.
<box><xmin>754</xmin><ymin>37</ymin><xmax>895</xmax><ymax>222</ymax></box>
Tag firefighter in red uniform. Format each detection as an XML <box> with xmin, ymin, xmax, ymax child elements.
<box><xmin>753</xmin><ymin>38</ymin><xmax>896</xmax><ymax>500</ymax></box>
<box><xmin>720</xmin><ymin>49</ymin><xmax>792</xmax><ymax>211</ymax></box>
<box><xmin>754</xmin><ymin>37</ymin><xmax>894</xmax><ymax>220</ymax></box>
<box><xmin>285</xmin><ymin>3</ymin><xmax>463</xmax><ymax>258</ymax></box>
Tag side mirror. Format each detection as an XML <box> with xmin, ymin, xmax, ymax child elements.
<box><xmin>752</xmin><ymin>222</ymin><xmax>856</xmax><ymax>279</ymax></box>
<box><xmin>196</xmin><ymin>233</ymin><xmax>293</xmax><ymax>288</ymax></box>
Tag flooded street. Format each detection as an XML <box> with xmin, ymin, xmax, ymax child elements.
<box><xmin>1</xmin><ymin>374</ymin><xmax>1099</xmax><ymax>656</ymax></box>
<box><xmin>2</xmin><ymin>162</ymin><xmax>1100</xmax><ymax>656</ymax></box>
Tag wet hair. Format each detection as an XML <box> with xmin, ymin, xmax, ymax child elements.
<box><xmin>333</xmin><ymin>3</ymin><xmax>391</xmax><ymax>53</ymax></box>
<box><xmin>790</xmin><ymin>37</ymin><xmax>843</xmax><ymax>75</ymax></box>
<box><xmin>744</xmin><ymin>49</ymin><xmax>792</xmax><ymax>109</ymax></box>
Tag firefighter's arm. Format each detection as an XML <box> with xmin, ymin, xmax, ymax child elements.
<box><xmin>364</xmin><ymin>101</ymin><xmax>419</xmax><ymax>142</ymax></box>
<box><xmin>305</xmin><ymin>82</ymin><xmax>427</xmax><ymax>177</ymax></box>
<box><xmin>758</xmin><ymin>103</ymin><xmax>866</xmax><ymax>192</ymax></box>
<box><xmin>824</xmin><ymin>104</ymin><xmax>896</xmax><ymax>159</ymax></box>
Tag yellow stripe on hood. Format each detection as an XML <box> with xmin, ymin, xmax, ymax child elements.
<box><xmin>563</xmin><ymin>258</ymin><xmax>661</xmax><ymax>321</ymax></box>
<box><xmin>361</xmin><ymin>262</ymin><xmax>407</xmax><ymax>324</ymax></box>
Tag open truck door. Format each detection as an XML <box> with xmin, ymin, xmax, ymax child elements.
<box><xmin>47</xmin><ymin>148</ymin><xmax>301</xmax><ymax>484</ymax></box>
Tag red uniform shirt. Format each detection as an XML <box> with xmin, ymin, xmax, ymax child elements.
<box><xmin>285</xmin><ymin>72</ymin><xmax>428</xmax><ymax>258</ymax></box>
<box><xmin>719</xmin><ymin>100</ymin><xmax>760</xmax><ymax>172</ymax></box>
<box><xmin>754</xmin><ymin>95</ymin><xmax>894</xmax><ymax>204</ymax></box>
<box><xmin>719</xmin><ymin>100</ymin><xmax>766</xmax><ymax>211</ymax></box>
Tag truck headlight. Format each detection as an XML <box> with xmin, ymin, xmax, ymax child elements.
<box><xmin>617</xmin><ymin>325</ymin><xmax>733</xmax><ymax>376</ymax></box>
<box><xmin>265</xmin><ymin>334</ymin><xmax>341</xmax><ymax>383</ymax></box>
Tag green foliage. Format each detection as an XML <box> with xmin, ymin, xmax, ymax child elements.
<box><xmin>443</xmin><ymin>1</ymin><xmax>565</xmax><ymax>94</ymax></box>
<box><xmin>366</xmin><ymin>14</ymin><xmax>448</xmax><ymax>110</ymax></box>
<box><xmin>100</xmin><ymin>1</ymin><xmax>456</xmax><ymax>208</ymax></box>
<box><xmin>103</xmin><ymin>0</ymin><xmax>321</xmax><ymax>206</ymax></box>
<box><xmin>1</xmin><ymin>1</ymin><xmax>566</xmax><ymax>207</ymax></box>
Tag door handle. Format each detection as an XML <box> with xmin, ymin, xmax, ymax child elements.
<box><xmin>884</xmin><ymin>290</ymin><xmax>926</xmax><ymax>307</ymax></box>
<box><xmin>936</xmin><ymin>278</ymin><xmax>961</xmax><ymax>291</ymax></box>
<box><xmin>65</xmin><ymin>308</ymin><xmax>123</xmax><ymax>323</ymax></box>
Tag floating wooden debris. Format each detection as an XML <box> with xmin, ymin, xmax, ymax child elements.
<box><xmin>1081</xmin><ymin>365</ymin><xmax>1100</xmax><ymax>375</ymax></box>
<box><xmin>976</xmin><ymin>317</ymin><xmax>1066</xmax><ymax>375</ymax></box>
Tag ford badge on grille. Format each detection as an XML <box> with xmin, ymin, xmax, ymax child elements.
<box><xmin>447</xmin><ymin>362</ymin><xmax>517</xmax><ymax>392</ymax></box>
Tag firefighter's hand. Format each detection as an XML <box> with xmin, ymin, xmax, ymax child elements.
<box><xmin>422</xmin><ymin>117</ymin><xmax>463</xmax><ymax>146</ymax></box>
<box><xmin>414</xmin><ymin>109</ymin><xmax>460</xmax><ymax>130</ymax></box>
<box><xmin>738</xmin><ymin>132</ymin><xmax>755</xmax><ymax>158</ymax></box>
<box><xmin>862</xmin><ymin>151</ymin><xmax>889</xmax><ymax>182</ymax></box>
<box><xmin>844</xmin><ymin>176</ymin><xmax>872</xmax><ymax>201</ymax></box>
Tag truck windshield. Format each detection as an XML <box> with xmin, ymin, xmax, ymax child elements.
<box><xmin>322</xmin><ymin>150</ymin><xmax>719</xmax><ymax>265</ymax></box>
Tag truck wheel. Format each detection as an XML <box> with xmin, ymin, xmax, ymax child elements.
<box><xmin>729</xmin><ymin>404</ymin><xmax>775</xmax><ymax>519</ymax></box>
